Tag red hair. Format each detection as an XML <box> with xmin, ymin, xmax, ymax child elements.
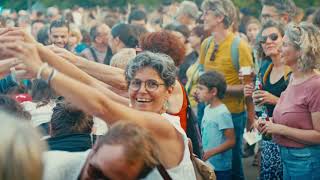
<box><xmin>139</xmin><ymin>31</ymin><xmax>186</xmax><ymax>66</ymax></box>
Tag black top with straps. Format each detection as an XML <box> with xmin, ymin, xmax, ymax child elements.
<box><xmin>89</xmin><ymin>46</ymin><xmax>113</xmax><ymax>65</ymax></box>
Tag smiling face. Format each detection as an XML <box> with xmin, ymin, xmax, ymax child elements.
<box><xmin>260</xmin><ymin>27</ymin><xmax>283</xmax><ymax>57</ymax></box>
<box><xmin>280</xmin><ymin>35</ymin><xmax>300</xmax><ymax>68</ymax></box>
<box><xmin>49</xmin><ymin>26</ymin><xmax>69</xmax><ymax>48</ymax></box>
<box><xmin>128</xmin><ymin>67</ymin><xmax>173</xmax><ymax>113</ymax></box>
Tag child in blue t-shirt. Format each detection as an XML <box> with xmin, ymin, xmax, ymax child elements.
<box><xmin>195</xmin><ymin>71</ymin><xmax>235</xmax><ymax>180</ymax></box>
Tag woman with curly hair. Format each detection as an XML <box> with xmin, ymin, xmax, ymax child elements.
<box><xmin>139</xmin><ymin>31</ymin><xmax>189</xmax><ymax>129</ymax></box>
<box><xmin>261</xmin><ymin>22</ymin><xmax>320</xmax><ymax>179</ymax></box>
<box><xmin>244</xmin><ymin>20</ymin><xmax>291</xmax><ymax>180</ymax></box>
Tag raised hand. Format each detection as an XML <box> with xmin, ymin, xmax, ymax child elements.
<box><xmin>2</xmin><ymin>42</ymin><xmax>44</xmax><ymax>77</ymax></box>
<box><xmin>4</xmin><ymin>28</ymin><xmax>37</xmax><ymax>44</ymax></box>
<box><xmin>47</xmin><ymin>45</ymin><xmax>78</xmax><ymax>63</ymax></box>
<box><xmin>0</xmin><ymin>58</ymin><xmax>21</xmax><ymax>78</ymax></box>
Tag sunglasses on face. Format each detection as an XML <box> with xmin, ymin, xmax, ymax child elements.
<box><xmin>129</xmin><ymin>79</ymin><xmax>165</xmax><ymax>92</ymax></box>
<box><xmin>260</xmin><ymin>33</ymin><xmax>279</xmax><ymax>44</ymax></box>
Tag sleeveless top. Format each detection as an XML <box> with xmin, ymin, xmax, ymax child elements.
<box><xmin>169</xmin><ymin>81</ymin><xmax>188</xmax><ymax>131</ymax></box>
<box><xmin>142</xmin><ymin>113</ymin><xmax>196</xmax><ymax>180</ymax></box>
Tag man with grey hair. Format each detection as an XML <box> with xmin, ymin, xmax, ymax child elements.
<box><xmin>260</xmin><ymin>0</ymin><xmax>297</xmax><ymax>24</ymax></box>
<box><xmin>80</xmin><ymin>23</ymin><xmax>113</xmax><ymax>64</ymax></box>
<box><xmin>175</xmin><ymin>1</ymin><xmax>200</xmax><ymax>30</ymax></box>
<box><xmin>199</xmin><ymin>0</ymin><xmax>254</xmax><ymax>179</ymax></box>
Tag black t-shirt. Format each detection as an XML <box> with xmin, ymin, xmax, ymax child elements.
<box><xmin>263</xmin><ymin>75</ymin><xmax>288</xmax><ymax>117</ymax></box>
<box><xmin>259</xmin><ymin>58</ymin><xmax>290</xmax><ymax>117</ymax></box>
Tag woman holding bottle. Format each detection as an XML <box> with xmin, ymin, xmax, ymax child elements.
<box><xmin>262</xmin><ymin>22</ymin><xmax>320</xmax><ymax>179</ymax></box>
<box><xmin>244</xmin><ymin>20</ymin><xmax>291</xmax><ymax>180</ymax></box>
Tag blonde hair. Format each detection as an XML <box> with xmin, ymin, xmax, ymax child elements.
<box><xmin>0</xmin><ymin>113</ymin><xmax>46</xmax><ymax>180</ymax></box>
<box><xmin>69</xmin><ymin>25</ymin><xmax>82</xmax><ymax>44</ymax></box>
<box><xmin>285</xmin><ymin>22</ymin><xmax>320</xmax><ymax>72</ymax></box>
<box><xmin>110</xmin><ymin>48</ymin><xmax>136</xmax><ymax>70</ymax></box>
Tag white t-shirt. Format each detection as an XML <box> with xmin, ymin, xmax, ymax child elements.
<box><xmin>43</xmin><ymin>150</ymin><xmax>90</xmax><ymax>180</ymax></box>
<box><xmin>21</xmin><ymin>101</ymin><xmax>55</xmax><ymax>127</ymax></box>
<box><xmin>142</xmin><ymin>113</ymin><xmax>196</xmax><ymax>180</ymax></box>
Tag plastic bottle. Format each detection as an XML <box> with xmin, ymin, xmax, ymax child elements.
<box><xmin>260</xmin><ymin>106</ymin><xmax>272</xmax><ymax>141</ymax></box>
<box><xmin>254</xmin><ymin>74</ymin><xmax>263</xmax><ymax>117</ymax></box>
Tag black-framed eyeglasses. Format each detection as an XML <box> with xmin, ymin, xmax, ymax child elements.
<box><xmin>129</xmin><ymin>79</ymin><xmax>165</xmax><ymax>92</ymax></box>
<box><xmin>260</xmin><ymin>33</ymin><xmax>279</xmax><ymax>44</ymax></box>
<box><xmin>209</xmin><ymin>43</ymin><xmax>219</xmax><ymax>61</ymax></box>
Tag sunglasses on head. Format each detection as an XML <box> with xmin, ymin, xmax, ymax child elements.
<box><xmin>260</xmin><ymin>33</ymin><xmax>279</xmax><ymax>44</ymax></box>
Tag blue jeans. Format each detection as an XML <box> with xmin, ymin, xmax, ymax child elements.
<box><xmin>231</xmin><ymin>112</ymin><xmax>246</xmax><ymax>180</ymax></box>
<box><xmin>215</xmin><ymin>170</ymin><xmax>232</xmax><ymax>180</ymax></box>
<box><xmin>280</xmin><ymin>145</ymin><xmax>320</xmax><ymax>180</ymax></box>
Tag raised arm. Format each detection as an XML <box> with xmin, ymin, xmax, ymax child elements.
<box><xmin>4</xmin><ymin>42</ymin><xmax>175</xmax><ymax>141</ymax></box>
<box><xmin>48</xmin><ymin>46</ymin><xmax>127</xmax><ymax>90</ymax></box>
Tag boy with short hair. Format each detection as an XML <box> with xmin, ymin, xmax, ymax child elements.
<box><xmin>196</xmin><ymin>71</ymin><xmax>235</xmax><ymax>180</ymax></box>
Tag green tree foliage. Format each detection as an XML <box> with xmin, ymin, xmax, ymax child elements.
<box><xmin>0</xmin><ymin>0</ymin><xmax>319</xmax><ymax>12</ymax></box>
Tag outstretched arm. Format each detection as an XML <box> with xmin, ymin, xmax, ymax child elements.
<box><xmin>48</xmin><ymin>46</ymin><xmax>127</xmax><ymax>90</ymax></box>
<box><xmin>4</xmin><ymin>42</ymin><xmax>175</xmax><ymax>140</ymax></box>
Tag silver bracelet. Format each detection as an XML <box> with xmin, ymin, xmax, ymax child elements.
<box><xmin>36</xmin><ymin>63</ymin><xmax>49</xmax><ymax>79</ymax></box>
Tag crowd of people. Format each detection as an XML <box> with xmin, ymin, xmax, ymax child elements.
<box><xmin>0</xmin><ymin>0</ymin><xmax>320</xmax><ymax>179</ymax></box>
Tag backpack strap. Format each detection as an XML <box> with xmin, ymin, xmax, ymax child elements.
<box><xmin>157</xmin><ymin>164</ymin><xmax>172</xmax><ymax>180</ymax></box>
<box><xmin>103</xmin><ymin>46</ymin><xmax>113</xmax><ymax>65</ymax></box>
<box><xmin>89</xmin><ymin>47</ymin><xmax>99</xmax><ymax>63</ymax></box>
<box><xmin>231</xmin><ymin>36</ymin><xmax>241</xmax><ymax>72</ymax></box>
<box><xmin>199</xmin><ymin>36</ymin><xmax>214</xmax><ymax>75</ymax></box>
<box><xmin>205</xmin><ymin>36</ymin><xmax>214</xmax><ymax>54</ymax></box>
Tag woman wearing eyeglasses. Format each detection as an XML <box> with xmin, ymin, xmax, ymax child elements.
<box><xmin>260</xmin><ymin>23</ymin><xmax>320</xmax><ymax>179</ymax></box>
<box><xmin>244</xmin><ymin>20</ymin><xmax>291</xmax><ymax>180</ymax></box>
<box><xmin>1</xmin><ymin>33</ymin><xmax>196</xmax><ymax>179</ymax></box>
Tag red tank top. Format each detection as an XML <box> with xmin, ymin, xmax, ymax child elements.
<box><xmin>169</xmin><ymin>81</ymin><xmax>188</xmax><ymax>132</ymax></box>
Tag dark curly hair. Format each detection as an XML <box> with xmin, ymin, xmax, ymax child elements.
<box><xmin>139</xmin><ymin>31</ymin><xmax>186</xmax><ymax>66</ymax></box>
<box><xmin>50</xmin><ymin>101</ymin><xmax>93</xmax><ymax>137</ymax></box>
<box><xmin>198</xmin><ymin>71</ymin><xmax>227</xmax><ymax>99</ymax></box>
<box><xmin>255</xmin><ymin>20</ymin><xmax>285</xmax><ymax>61</ymax></box>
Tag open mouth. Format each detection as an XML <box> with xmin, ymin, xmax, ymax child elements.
<box><xmin>136</xmin><ymin>98</ymin><xmax>152</xmax><ymax>103</ymax></box>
